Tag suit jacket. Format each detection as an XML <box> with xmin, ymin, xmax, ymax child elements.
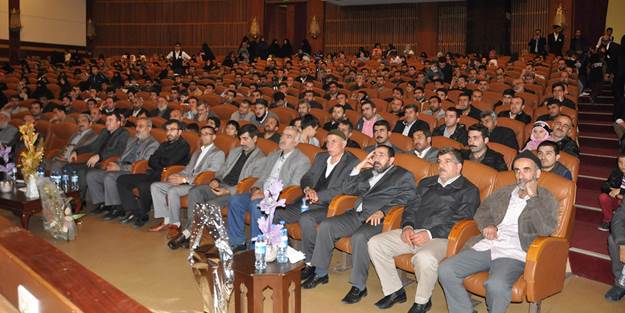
<box><xmin>342</xmin><ymin>165</ymin><xmax>416</xmax><ymax>220</ymax></box>
<box><xmin>490</xmin><ymin>126</ymin><xmax>519</xmax><ymax>150</ymax></box>
<box><xmin>179</xmin><ymin>144</ymin><xmax>225</xmax><ymax>183</ymax></box>
<box><xmin>392</xmin><ymin>119</ymin><xmax>429</xmax><ymax>137</ymax></box>
<box><xmin>75</xmin><ymin>127</ymin><xmax>130</xmax><ymax>162</ymax></box>
<box><xmin>555</xmin><ymin>136</ymin><xmax>579</xmax><ymax>158</ymax></box>
<box><xmin>528</xmin><ymin>37</ymin><xmax>547</xmax><ymax>55</ymax></box>
<box><xmin>216</xmin><ymin>146</ymin><xmax>266</xmax><ymax>194</ymax></box>
<box><xmin>467</xmin><ymin>184</ymin><xmax>558</xmax><ymax>252</ymax></box>
<box><xmin>56</xmin><ymin>128</ymin><xmax>98</xmax><ymax>160</ymax></box>
<box><xmin>548</xmin><ymin>32</ymin><xmax>565</xmax><ymax>55</ymax></box>
<box><xmin>462</xmin><ymin>148</ymin><xmax>508</xmax><ymax>171</ymax></box>
<box><xmin>300</xmin><ymin>151</ymin><xmax>360</xmax><ymax>205</ymax></box>
<box><xmin>253</xmin><ymin>148</ymin><xmax>311</xmax><ymax>189</ymax></box>
<box><xmin>412</xmin><ymin>147</ymin><xmax>439</xmax><ymax>163</ymax></box>
<box><xmin>432</xmin><ymin>124</ymin><xmax>468</xmax><ymax>146</ymax></box>
<box><xmin>117</xmin><ymin>135</ymin><xmax>160</xmax><ymax>171</ymax></box>
<box><xmin>147</xmin><ymin>137</ymin><xmax>191</xmax><ymax>179</ymax></box>
<box><xmin>150</xmin><ymin>107</ymin><xmax>171</xmax><ymax>120</ymax></box>
<box><xmin>498</xmin><ymin>110</ymin><xmax>532</xmax><ymax>124</ymax></box>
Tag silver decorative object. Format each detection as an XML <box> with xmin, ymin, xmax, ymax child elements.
<box><xmin>188</xmin><ymin>202</ymin><xmax>234</xmax><ymax>313</ymax></box>
<box><xmin>38</xmin><ymin>177</ymin><xmax>77</xmax><ymax>241</ymax></box>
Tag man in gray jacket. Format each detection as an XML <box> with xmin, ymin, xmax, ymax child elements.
<box><xmin>46</xmin><ymin>114</ymin><xmax>98</xmax><ymax>172</ymax></box>
<box><xmin>149</xmin><ymin>125</ymin><xmax>225</xmax><ymax>235</ymax></box>
<box><xmin>605</xmin><ymin>198</ymin><xmax>625</xmax><ymax>301</ymax></box>
<box><xmin>411</xmin><ymin>128</ymin><xmax>439</xmax><ymax>163</ymax></box>
<box><xmin>168</xmin><ymin>124</ymin><xmax>266</xmax><ymax>249</ymax></box>
<box><xmin>227</xmin><ymin>126</ymin><xmax>310</xmax><ymax>251</ymax></box>
<box><xmin>86</xmin><ymin>118</ymin><xmax>159</xmax><ymax>217</ymax></box>
<box><xmin>439</xmin><ymin>151</ymin><xmax>558</xmax><ymax>313</ymax></box>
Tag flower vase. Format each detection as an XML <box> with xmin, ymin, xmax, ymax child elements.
<box><xmin>25</xmin><ymin>174</ymin><xmax>39</xmax><ymax>199</ymax></box>
<box><xmin>265</xmin><ymin>244</ymin><xmax>278</xmax><ymax>262</ymax></box>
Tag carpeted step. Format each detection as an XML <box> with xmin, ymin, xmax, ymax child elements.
<box><xmin>579</xmin><ymin>103</ymin><xmax>613</xmax><ymax>113</ymax></box>
<box><xmin>578</xmin><ymin>175</ymin><xmax>604</xmax><ymax>191</ymax></box>
<box><xmin>569</xmin><ymin>251</ymin><xmax>614</xmax><ymax>285</ymax></box>
<box><xmin>579</xmin><ymin>136</ymin><xmax>619</xmax><ymax>150</ymax></box>
<box><xmin>571</xmin><ymin>209</ymin><xmax>609</xmax><ymax>255</ymax></box>
<box><xmin>578</xmin><ymin>122</ymin><xmax>614</xmax><ymax>134</ymax></box>
<box><xmin>579</xmin><ymin>162</ymin><xmax>614</xmax><ymax>179</ymax></box>
<box><xmin>579</xmin><ymin>145</ymin><xmax>619</xmax><ymax>157</ymax></box>
<box><xmin>578</xmin><ymin>130</ymin><xmax>618</xmax><ymax>139</ymax></box>
<box><xmin>578</xmin><ymin>111</ymin><xmax>613</xmax><ymax>123</ymax></box>
<box><xmin>576</xmin><ymin>186</ymin><xmax>601</xmax><ymax>209</ymax></box>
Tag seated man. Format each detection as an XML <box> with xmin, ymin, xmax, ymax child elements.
<box><xmin>364</xmin><ymin>120</ymin><xmax>404</xmax><ymax>153</ymax></box>
<box><xmin>226</xmin><ymin>126</ymin><xmax>311</xmax><ymax>251</ymax></box>
<box><xmin>150</xmin><ymin>96</ymin><xmax>171</xmax><ymax>119</ymax></box>
<box><xmin>0</xmin><ymin>111</ymin><xmax>19</xmax><ymax>148</ymax></box>
<box><xmin>303</xmin><ymin>146</ymin><xmax>416</xmax><ymax>305</ymax></box>
<box><xmin>274</xmin><ymin>130</ymin><xmax>359</xmax><ymax>274</ymax></box>
<box><xmin>422</xmin><ymin>96</ymin><xmax>445</xmax><ymax>120</ymax></box>
<box><xmin>168</xmin><ymin>124</ymin><xmax>267</xmax><ymax>249</ymax></box>
<box><xmin>550</xmin><ymin>114</ymin><xmax>579</xmax><ymax>158</ymax></box>
<box><xmin>480</xmin><ymin>111</ymin><xmax>519</xmax><ymax>150</ymax></box>
<box><xmin>86</xmin><ymin>118</ymin><xmax>159</xmax><ymax>217</ymax></box>
<box><xmin>356</xmin><ymin>101</ymin><xmax>383</xmax><ymax>138</ymax></box>
<box><xmin>65</xmin><ymin>112</ymin><xmax>130</xmax><ymax>198</ymax></box>
<box><xmin>116</xmin><ymin>120</ymin><xmax>191</xmax><ymax>227</ymax></box>
<box><xmin>252</xmin><ymin>99</ymin><xmax>279</xmax><ymax>127</ymax></box>
<box><xmin>541</xmin><ymin>82</ymin><xmax>576</xmax><ymax>109</ymax></box>
<box><xmin>392</xmin><ymin>105</ymin><xmax>429</xmax><ymax>137</ymax></box>
<box><xmin>368</xmin><ymin>148</ymin><xmax>480</xmax><ymax>312</ymax></box>
<box><xmin>229</xmin><ymin>99</ymin><xmax>254</xmax><ymax>122</ymax></box>
<box><xmin>455</xmin><ymin>93</ymin><xmax>482</xmax><ymax>120</ymax></box>
<box><xmin>411</xmin><ymin>128</ymin><xmax>439</xmax><ymax>163</ymax></box>
<box><xmin>605</xmin><ymin>200</ymin><xmax>625</xmax><ymax>301</ymax></box>
<box><xmin>497</xmin><ymin>96</ymin><xmax>531</xmax><ymax>125</ymax></box>
<box><xmin>337</xmin><ymin>120</ymin><xmax>362</xmax><ymax>149</ymax></box>
<box><xmin>438</xmin><ymin>152</ymin><xmax>558</xmax><ymax>313</ymax></box>
<box><xmin>150</xmin><ymin>125</ymin><xmax>225</xmax><ymax>236</ymax></box>
<box><xmin>463</xmin><ymin>124</ymin><xmax>507</xmax><ymax>171</ymax></box>
<box><xmin>598</xmin><ymin>153</ymin><xmax>625</xmax><ymax>232</ymax></box>
<box><xmin>537</xmin><ymin>140</ymin><xmax>572</xmax><ymax>180</ymax></box>
<box><xmin>262</xmin><ymin>115</ymin><xmax>281</xmax><ymax>144</ymax></box>
<box><xmin>323</xmin><ymin>105</ymin><xmax>347</xmax><ymax>131</ymax></box>
<box><xmin>536</xmin><ymin>101</ymin><xmax>562</xmax><ymax>122</ymax></box>
<box><xmin>432</xmin><ymin>109</ymin><xmax>468</xmax><ymax>146</ymax></box>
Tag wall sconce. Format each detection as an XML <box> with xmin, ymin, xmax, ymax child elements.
<box><xmin>553</xmin><ymin>3</ymin><xmax>565</xmax><ymax>28</ymax></box>
<box><xmin>87</xmin><ymin>19</ymin><xmax>96</xmax><ymax>40</ymax></box>
<box><xmin>309</xmin><ymin>16</ymin><xmax>320</xmax><ymax>39</ymax></box>
<box><xmin>9</xmin><ymin>8</ymin><xmax>21</xmax><ymax>32</ymax></box>
<box><xmin>249</xmin><ymin>17</ymin><xmax>260</xmax><ymax>39</ymax></box>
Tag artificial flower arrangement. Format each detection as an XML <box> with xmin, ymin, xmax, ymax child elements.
<box><xmin>257</xmin><ymin>178</ymin><xmax>287</xmax><ymax>247</ymax></box>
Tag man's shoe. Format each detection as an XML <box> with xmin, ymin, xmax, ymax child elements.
<box><xmin>598</xmin><ymin>222</ymin><xmax>610</xmax><ymax>232</ymax></box>
<box><xmin>148</xmin><ymin>221</ymin><xmax>168</xmax><ymax>232</ymax></box>
<box><xmin>166</xmin><ymin>225</ymin><xmax>181</xmax><ymax>239</ymax></box>
<box><xmin>341</xmin><ymin>286</ymin><xmax>367</xmax><ymax>304</ymax></box>
<box><xmin>119</xmin><ymin>213</ymin><xmax>136</xmax><ymax>224</ymax></box>
<box><xmin>102</xmin><ymin>209</ymin><xmax>125</xmax><ymax>221</ymax></box>
<box><xmin>374</xmin><ymin>288</ymin><xmax>406</xmax><ymax>309</ymax></box>
<box><xmin>167</xmin><ymin>234</ymin><xmax>190</xmax><ymax>250</ymax></box>
<box><xmin>407</xmin><ymin>299</ymin><xmax>432</xmax><ymax>313</ymax></box>
<box><xmin>301</xmin><ymin>265</ymin><xmax>316</xmax><ymax>281</ymax></box>
<box><xmin>604</xmin><ymin>285</ymin><xmax>625</xmax><ymax>301</ymax></box>
<box><xmin>302</xmin><ymin>275</ymin><xmax>329</xmax><ymax>289</ymax></box>
<box><xmin>91</xmin><ymin>203</ymin><xmax>108</xmax><ymax>215</ymax></box>
<box><xmin>132</xmin><ymin>215</ymin><xmax>149</xmax><ymax>228</ymax></box>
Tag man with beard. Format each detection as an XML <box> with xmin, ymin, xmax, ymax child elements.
<box><xmin>549</xmin><ymin>114</ymin><xmax>579</xmax><ymax>158</ymax></box>
<box><xmin>303</xmin><ymin>146</ymin><xmax>416</xmax><ymax>306</ymax></box>
<box><xmin>262</xmin><ymin>115</ymin><xmax>281</xmax><ymax>144</ymax></box>
<box><xmin>462</xmin><ymin>124</ymin><xmax>507</xmax><ymax>171</ymax></box>
<box><xmin>411</xmin><ymin>128</ymin><xmax>439</xmax><ymax>163</ymax></box>
<box><xmin>439</xmin><ymin>151</ymin><xmax>558</xmax><ymax>313</ymax></box>
<box><xmin>364</xmin><ymin>120</ymin><xmax>404</xmax><ymax>154</ymax></box>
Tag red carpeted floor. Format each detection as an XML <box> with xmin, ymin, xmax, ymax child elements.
<box><xmin>571</xmin><ymin>84</ymin><xmax>619</xmax><ymax>285</ymax></box>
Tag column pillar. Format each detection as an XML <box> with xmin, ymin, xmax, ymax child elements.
<box><xmin>307</xmin><ymin>0</ymin><xmax>324</xmax><ymax>53</ymax></box>
<box><xmin>8</xmin><ymin>0</ymin><xmax>20</xmax><ymax>64</ymax></box>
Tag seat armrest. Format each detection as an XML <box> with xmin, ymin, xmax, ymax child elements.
<box><xmin>327</xmin><ymin>195</ymin><xmax>357</xmax><ymax>217</ymax></box>
<box><xmin>524</xmin><ymin>236</ymin><xmax>569</xmax><ymax>302</ymax></box>
<box><xmin>131</xmin><ymin>160</ymin><xmax>148</xmax><ymax>174</ymax></box>
<box><xmin>383</xmin><ymin>206</ymin><xmax>404</xmax><ymax>232</ymax></box>
<box><xmin>99</xmin><ymin>156</ymin><xmax>119</xmax><ymax>169</ymax></box>
<box><xmin>235</xmin><ymin>177</ymin><xmax>258</xmax><ymax>194</ymax></box>
<box><xmin>75</xmin><ymin>153</ymin><xmax>94</xmax><ymax>163</ymax></box>
<box><xmin>446</xmin><ymin>220</ymin><xmax>480</xmax><ymax>257</ymax></box>
<box><xmin>280</xmin><ymin>186</ymin><xmax>303</xmax><ymax>205</ymax></box>
<box><xmin>193</xmin><ymin>171</ymin><xmax>215</xmax><ymax>185</ymax></box>
<box><xmin>46</xmin><ymin>148</ymin><xmax>61</xmax><ymax>160</ymax></box>
<box><xmin>162</xmin><ymin>165</ymin><xmax>185</xmax><ymax>181</ymax></box>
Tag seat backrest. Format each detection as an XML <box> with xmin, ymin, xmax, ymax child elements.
<box><xmin>47</xmin><ymin>122</ymin><xmax>78</xmax><ymax>152</ymax></box>
<box><xmin>211</xmin><ymin>104</ymin><xmax>238</xmax><ymax>120</ymax></box>
<box><xmin>150</xmin><ymin>128</ymin><xmax>167</xmax><ymax>143</ymax></box>
<box><xmin>394</xmin><ymin>153</ymin><xmax>433</xmax><ymax>184</ymax></box>
<box><xmin>496</xmin><ymin>117</ymin><xmax>526</xmax><ymax>148</ymax></box>
<box><xmin>557</xmin><ymin>151</ymin><xmax>579</xmax><ymax>182</ymax></box>
<box><xmin>256</xmin><ymin>137</ymin><xmax>278</xmax><ymax>155</ymax></box>
<box><xmin>214</xmin><ymin>134</ymin><xmax>238</xmax><ymax>156</ymax></box>
<box><xmin>180</xmin><ymin>131</ymin><xmax>200</xmax><ymax>153</ymax></box>
<box><xmin>350</xmin><ymin>130</ymin><xmax>370</xmax><ymax>148</ymax></box>
<box><xmin>297</xmin><ymin>143</ymin><xmax>322</xmax><ymax>163</ymax></box>
<box><xmin>431</xmin><ymin>136</ymin><xmax>464</xmax><ymax>149</ymax></box>
<box><xmin>418</xmin><ymin>113</ymin><xmax>436</xmax><ymax>132</ymax></box>
<box><xmin>270</xmin><ymin>107</ymin><xmax>297</xmax><ymax>125</ymax></box>
<box><xmin>462</xmin><ymin>160</ymin><xmax>497</xmax><ymax>201</ymax></box>
<box><xmin>309</xmin><ymin>108</ymin><xmax>329</xmax><ymax>124</ymax></box>
<box><xmin>346</xmin><ymin>147</ymin><xmax>367</xmax><ymax>161</ymax></box>
<box><xmin>487</xmin><ymin>142</ymin><xmax>516</xmax><ymax>170</ymax></box>
<box><xmin>389</xmin><ymin>133</ymin><xmax>413</xmax><ymax>152</ymax></box>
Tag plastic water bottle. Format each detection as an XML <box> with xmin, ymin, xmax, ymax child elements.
<box><xmin>51</xmin><ymin>170</ymin><xmax>61</xmax><ymax>187</ymax></box>
<box><xmin>10</xmin><ymin>167</ymin><xmax>17</xmax><ymax>181</ymax></box>
<box><xmin>37</xmin><ymin>165</ymin><xmax>45</xmax><ymax>177</ymax></box>
<box><xmin>618</xmin><ymin>267</ymin><xmax>625</xmax><ymax>288</ymax></box>
<box><xmin>277</xmin><ymin>221</ymin><xmax>289</xmax><ymax>264</ymax></box>
<box><xmin>62</xmin><ymin>170</ymin><xmax>70</xmax><ymax>192</ymax></box>
<box><xmin>254</xmin><ymin>235</ymin><xmax>267</xmax><ymax>271</ymax></box>
<box><xmin>300</xmin><ymin>198</ymin><xmax>309</xmax><ymax>213</ymax></box>
<box><xmin>70</xmin><ymin>171</ymin><xmax>79</xmax><ymax>191</ymax></box>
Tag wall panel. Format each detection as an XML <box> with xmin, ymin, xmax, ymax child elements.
<box><xmin>438</xmin><ymin>3</ymin><xmax>467</xmax><ymax>54</ymax></box>
<box><xmin>510</xmin><ymin>0</ymin><xmax>550</xmax><ymax>53</ymax></box>
<box><xmin>0</xmin><ymin>0</ymin><xmax>8</xmax><ymax>40</ymax></box>
<box><xmin>92</xmin><ymin>0</ymin><xmax>250</xmax><ymax>57</ymax></box>
<box><xmin>20</xmin><ymin>0</ymin><xmax>86</xmax><ymax>46</ymax></box>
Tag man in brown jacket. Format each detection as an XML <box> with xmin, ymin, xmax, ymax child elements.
<box><xmin>438</xmin><ymin>151</ymin><xmax>558</xmax><ymax>313</ymax></box>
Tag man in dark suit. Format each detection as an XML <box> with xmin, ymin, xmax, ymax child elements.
<box><xmin>368</xmin><ymin>147</ymin><xmax>480</xmax><ymax>312</ymax></box>
<box><xmin>411</xmin><ymin>128</ymin><xmax>439</xmax><ymax>163</ymax></box>
<box><xmin>116</xmin><ymin>119</ymin><xmax>191</xmax><ymax>227</ymax></box>
<box><xmin>432</xmin><ymin>109</ymin><xmax>468</xmax><ymax>146</ymax></box>
<box><xmin>605</xmin><ymin>198</ymin><xmax>625</xmax><ymax>301</ymax></box>
<box><xmin>392</xmin><ymin>105</ymin><xmax>429</xmax><ymax>137</ymax></box>
<box><xmin>65</xmin><ymin>112</ymin><xmax>130</xmax><ymax>199</ymax></box>
<box><xmin>528</xmin><ymin>28</ymin><xmax>547</xmax><ymax>55</ymax></box>
<box><xmin>463</xmin><ymin>124</ymin><xmax>508</xmax><ymax>171</ymax></box>
<box><xmin>275</xmin><ymin>130</ymin><xmax>359</xmax><ymax>275</ymax></box>
<box><xmin>303</xmin><ymin>146</ymin><xmax>416</xmax><ymax>306</ymax></box>
<box><xmin>150</xmin><ymin>96</ymin><xmax>171</xmax><ymax>120</ymax></box>
<box><xmin>498</xmin><ymin>96</ymin><xmax>532</xmax><ymax>125</ymax></box>
<box><xmin>364</xmin><ymin>120</ymin><xmax>405</xmax><ymax>153</ymax></box>
<box><xmin>480</xmin><ymin>111</ymin><xmax>519</xmax><ymax>150</ymax></box>
<box><xmin>547</xmin><ymin>25</ymin><xmax>565</xmax><ymax>56</ymax></box>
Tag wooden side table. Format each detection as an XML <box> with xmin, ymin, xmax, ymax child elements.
<box><xmin>232</xmin><ymin>250</ymin><xmax>304</xmax><ymax>313</ymax></box>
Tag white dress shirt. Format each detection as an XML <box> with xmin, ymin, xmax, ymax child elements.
<box><xmin>193</xmin><ymin>144</ymin><xmax>214</xmax><ymax>171</ymax></box>
<box><xmin>269</xmin><ymin>150</ymin><xmax>293</xmax><ymax>181</ymax></box>
<box><xmin>414</xmin><ymin>146</ymin><xmax>432</xmax><ymax>160</ymax></box>
<box><xmin>402</xmin><ymin>120</ymin><xmax>416</xmax><ymax>136</ymax></box>
<box><xmin>325</xmin><ymin>153</ymin><xmax>342</xmax><ymax>178</ymax></box>
<box><xmin>473</xmin><ymin>187</ymin><xmax>529</xmax><ymax>262</ymax></box>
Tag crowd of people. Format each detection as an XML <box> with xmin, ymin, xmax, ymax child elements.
<box><xmin>0</xmin><ymin>25</ymin><xmax>624</xmax><ymax>312</ymax></box>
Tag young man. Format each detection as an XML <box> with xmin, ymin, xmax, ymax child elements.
<box><xmin>432</xmin><ymin>109</ymin><xmax>468</xmax><ymax>146</ymax></box>
<box><xmin>411</xmin><ymin>128</ymin><xmax>439</xmax><ymax>163</ymax></box>
<box><xmin>364</xmin><ymin>120</ymin><xmax>404</xmax><ymax>154</ymax></box>
<box><xmin>598</xmin><ymin>153</ymin><xmax>625</xmax><ymax>231</ymax></box>
<box><xmin>480</xmin><ymin>111</ymin><xmax>519</xmax><ymax>150</ymax></box>
<box><xmin>392</xmin><ymin>105</ymin><xmax>429</xmax><ymax>137</ymax></box>
<box><xmin>537</xmin><ymin>140</ymin><xmax>572</xmax><ymax>180</ymax></box>
<box><xmin>356</xmin><ymin>101</ymin><xmax>383</xmax><ymax>138</ymax></box>
<box><xmin>463</xmin><ymin>124</ymin><xmax>508</xmax><ymax>171</ymax></box>
<box><xmin>498</xmin><ymin>96</ymin><xmax>532</xmax><ymax>125</ymax></box>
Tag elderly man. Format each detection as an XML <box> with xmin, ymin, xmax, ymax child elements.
<box><xmin>439</xmin><ymin>152</ymin><xmax>559</xmax><ymax>313</ymax></box>
<box><xmin>168</xmin><ymin>124</ymin><xmax>267</xmax><ymax>249</ymax></box>
<box><xmin>550</xmin><ymin>114</ymin><xmax>579</xmax><ymax>158</ymax></box>
<box><xmin>480</xmin><ymin>111</ymin><xmax>519</xmax><ymax>150</ymax></box>
<box><xmin>46</xmin><ymin>114</ymin><xmax>98</xmax><ymax>172</ymax></box>
<box><xmin>226</xmin><ymin>126</ymin><xmax>311</xmax><ymax>251</ymax></box>
<box><xmin>364</xmin><ymin>120</ymin><xmax>404</xmax><ymax>153</ymax></box>
<box><xmin>463</xmin><ymin>124</ymin><xmax>508</xmax><ymax>171</ymax></box>
<box><xmin>411</xmin><ymin>128</ymin><xmax>439</xmax><ymax>163</ymax></box>
<box><xmin>150</xmin><ymin>125</ymin><xmax>225</xmax><ymax>237</ymax></box>
<box><xmin>303</xmin><ymin>146</ymin><xmax>416</xmax><ymax>306</ymax></box>
<box><xmin>86</xmin><ymin>118</ymin><xmax>159</xmax><ymax>217</ymax></box>
<box><xmin>150</xmin><ymin>96</ymin><xmax>171</xmax><ymax>119</ymax></box>
<box><xmin>368</xmin><ymin>148</ymin><xmax>480</xmax><ymax>312</ymax></box>
<box><xmin>0</xmin><ymin>111</ymin><xmax>18</xmax><ymax>148</ymax></box>
<box><xmin>275</xmin><ymin>130</ymin><xmax>359</xmax><ymax>274</ymax></box>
